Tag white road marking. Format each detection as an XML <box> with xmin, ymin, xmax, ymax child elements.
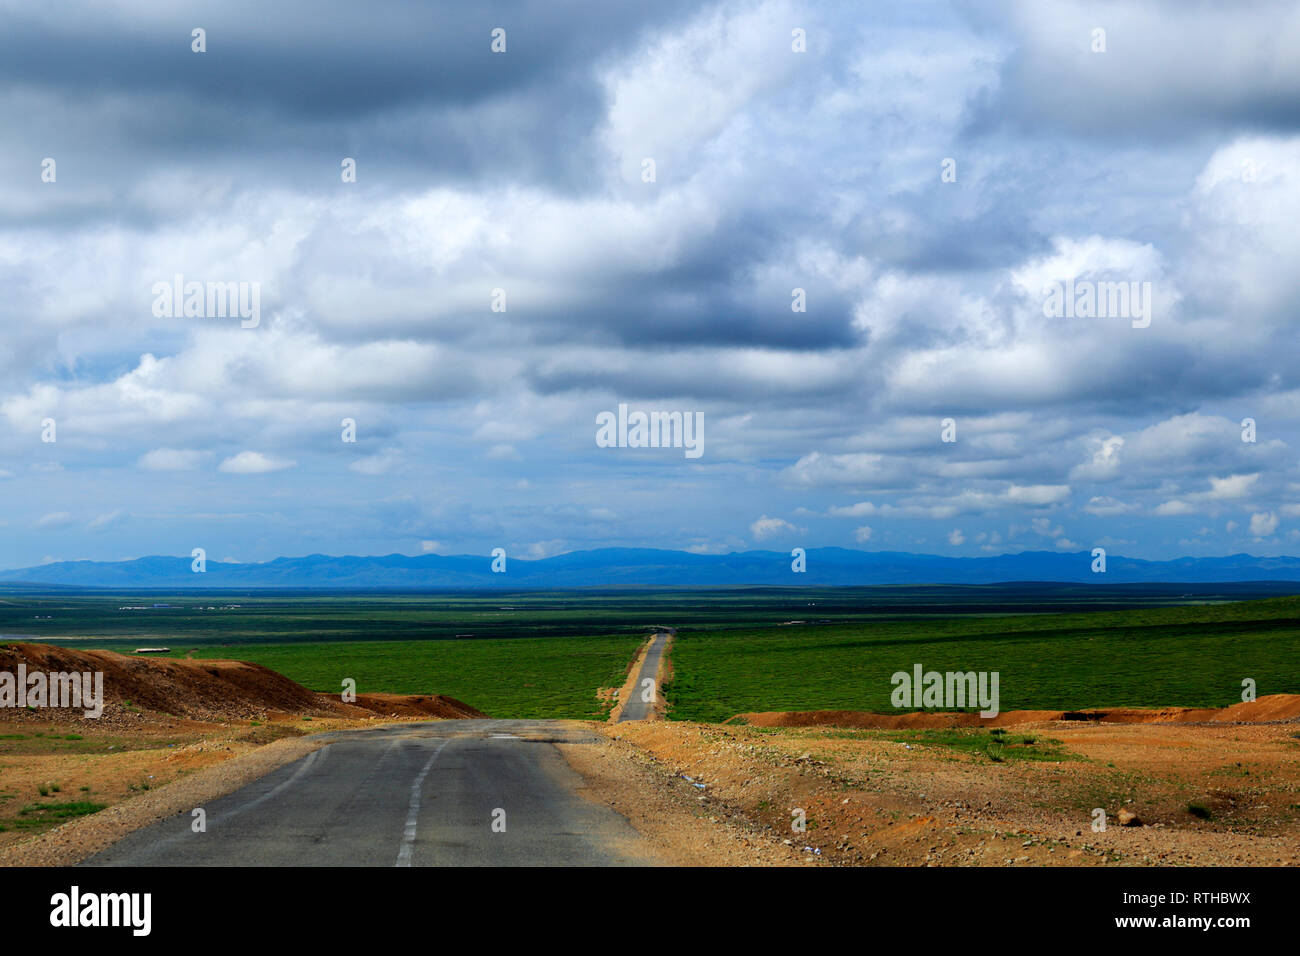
<box><xmin>395</xmin><ymin>738</ymin><xmax>450</xmax><ymax>867</ymax></box>
<box><xmin>212</xmin><ymin>744</ymin><xmax>327</xmax><ymax>826</ymax></box>
<box><xmin>128</xmin><ymin>743</ymin><xmax>333</xmax><ymax>860</ymax></box>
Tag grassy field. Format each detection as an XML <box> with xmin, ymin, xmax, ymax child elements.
<box><xmin>5</xmin><ymin>585</ymin><xmax>1300</xmax><ymax>721</ymax></box>
<box><xmin>2</xmin><ymin>582</ymin><xmax>1291</xmax><ymax>645</ymax></box>
<box><xmin>175</xmin><ymin>635</ymin><xmax>644</xmax><ymax>720</ymax></box>
<box><xmin>663</xmin><ymin>595</ymin><xmax>1300</xmax><ymax>722</ymax></box>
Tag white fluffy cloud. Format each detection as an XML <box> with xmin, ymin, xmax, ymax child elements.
<box><xmin>750</xmin><ymin>515</ymin><xmax>800</xmax><ymax>541</ymax></box>
<box><xmin>219</xmin><ymin>452</ymin><xmax>296</xmax><ymax>474</ymax></box>
<box><xmin>1250</xmin><ymin>511</ymin><xmax>1279</xmax><ymax>538</ymax></box>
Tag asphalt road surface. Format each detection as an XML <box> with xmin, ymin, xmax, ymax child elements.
<box><xmin>617</xmin><ymin>632</ymin><xmax>669</xmax><ymax>722</ymax></box>
<box><xmin>83</xmin><ymin>720</ymin><xmax>653</xmax><ymax>867</ymax></box>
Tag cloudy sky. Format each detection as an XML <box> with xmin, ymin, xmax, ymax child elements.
<box><xmin>2</xmin><ymin>0</ymin><xmax>1299</xmax><ymax>568</ymax></box>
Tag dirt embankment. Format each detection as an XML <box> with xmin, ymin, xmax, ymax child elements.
<box><xmin>0</xmin><ymin>643</ymin><xmax>484</xmax><ymax>725</ymax></box>
<box><xmin>732</xmin><ymin>694</ymin><xmax>1300</xmax><ymax>730</ymax></box>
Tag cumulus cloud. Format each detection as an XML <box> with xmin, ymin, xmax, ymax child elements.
<box><xmin>1069</xmin><ymin>435</ymin><xmax>1124</xmax><ymax>482</ymax></box>
<box><xmin>1085</xmin><ymin>496</ymin><xmax>1138</xmax><ymax>517</ymax></box>
<box><xmin>87</xmin><ymin>509</ymin><xmax>125</xmax><ymax>532</ymax></box>
<box><xmin>830</xmin><ymin>502</ymin><xmax>878</xmax><ymax>518</ymax></box>
<box><xmin>750</xmin><ymin>515</ymin><xmax>800</xmax><ymax>541</ymax></box>
<box><xmin>34</xmin><ymin>512</ymin><xmax>75</xmax><ymax>530</ymax></box>
<box><xmin>219</xmin><ymin>452</ymin><xmax>296</xmax><ymax>474</ymax></box>
<box><xmin>1205</xmin><ymin>474</ymin><xmax>1260</xmax><ymax>500</ymax></box>
<box><xmin>1250</xmin><ymin>511</ymin><xmax>1279</xmax><ymax>538</ymax></box>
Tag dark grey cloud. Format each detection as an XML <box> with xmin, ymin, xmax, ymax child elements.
<box><xmin>0</xmin><ymin>0</ymin><xmax>701</xmax><ymax>211</ymax></box>
<box><xmin>0</xmin><ymin>2</ymin><xmax>699</xmax><ymax>115</ymax></box>
<box><xmin>960</xmin><ymin>0</ymin><xmax>1300</xmax><ymax>141</ymax></box>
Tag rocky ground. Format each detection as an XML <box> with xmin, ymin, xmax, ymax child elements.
<box><xmin>593</xmin><ymin>717</ymin><xmax>1300</xmax><ymax>866</ymax></box>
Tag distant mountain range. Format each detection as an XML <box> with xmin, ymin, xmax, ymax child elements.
<box><xmin>6</xmin><ymin>548</ymin><xmax>1300</xmax><ymax>589</ymax></box>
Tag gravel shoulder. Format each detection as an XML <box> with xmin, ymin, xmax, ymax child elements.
<box><xmin>560</xmin><ymin>722</ymin><xmax>810</xmax><ymax>866</ymax></box>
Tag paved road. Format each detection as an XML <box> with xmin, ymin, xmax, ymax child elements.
<box><xmin>83</xmin><ymin>720</ymin><xmax>652</xmax><ymax>867</ymax></box>
<box><xmin>617</xmin><ymin>632</ymin><xmax>669</xmax><ymax>722</ymax></box>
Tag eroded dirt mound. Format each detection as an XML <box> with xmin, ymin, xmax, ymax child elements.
<box><xmin>341</xmin><ymin>693</ymin><xmax>485</xmax><ymax>719</ymax></box>
<box><xmin>0</xmin><ymin>643</ymin><xmax>485</xmax><ymax>724</ymax></box>
<box><xmin>732</xmin><ymin>694</ymin><xmax>1300</xmax><ymax>729</ymax></box>
<box><xmin>1207</xmin><ymin>694</ymin><xmax>1300</xmax><ymax>722</ymax></box>
<box><xmin>0</xmin><ymin>643</ymin><xmax>324</xmax><ymax>721</ymax></box>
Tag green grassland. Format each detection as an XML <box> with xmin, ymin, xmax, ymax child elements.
<box><xmin>3</xmin><ymin>585</ymin><xmax>1299</xmax><ymax>722</ymax></box>
<box><xmin>663</xmin><ymin>595</ymin><xmax>1300</xmax><ymax>722</ymax></box>
<box><xmin>175</xmin><ymin>635</ymin><xmax>644</xmax><ymax>720</ymax></box>
<box><xmin>1</xmin><ymin>582</ymin><xmax>1289</xmax><ymax>645</ymax></box>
